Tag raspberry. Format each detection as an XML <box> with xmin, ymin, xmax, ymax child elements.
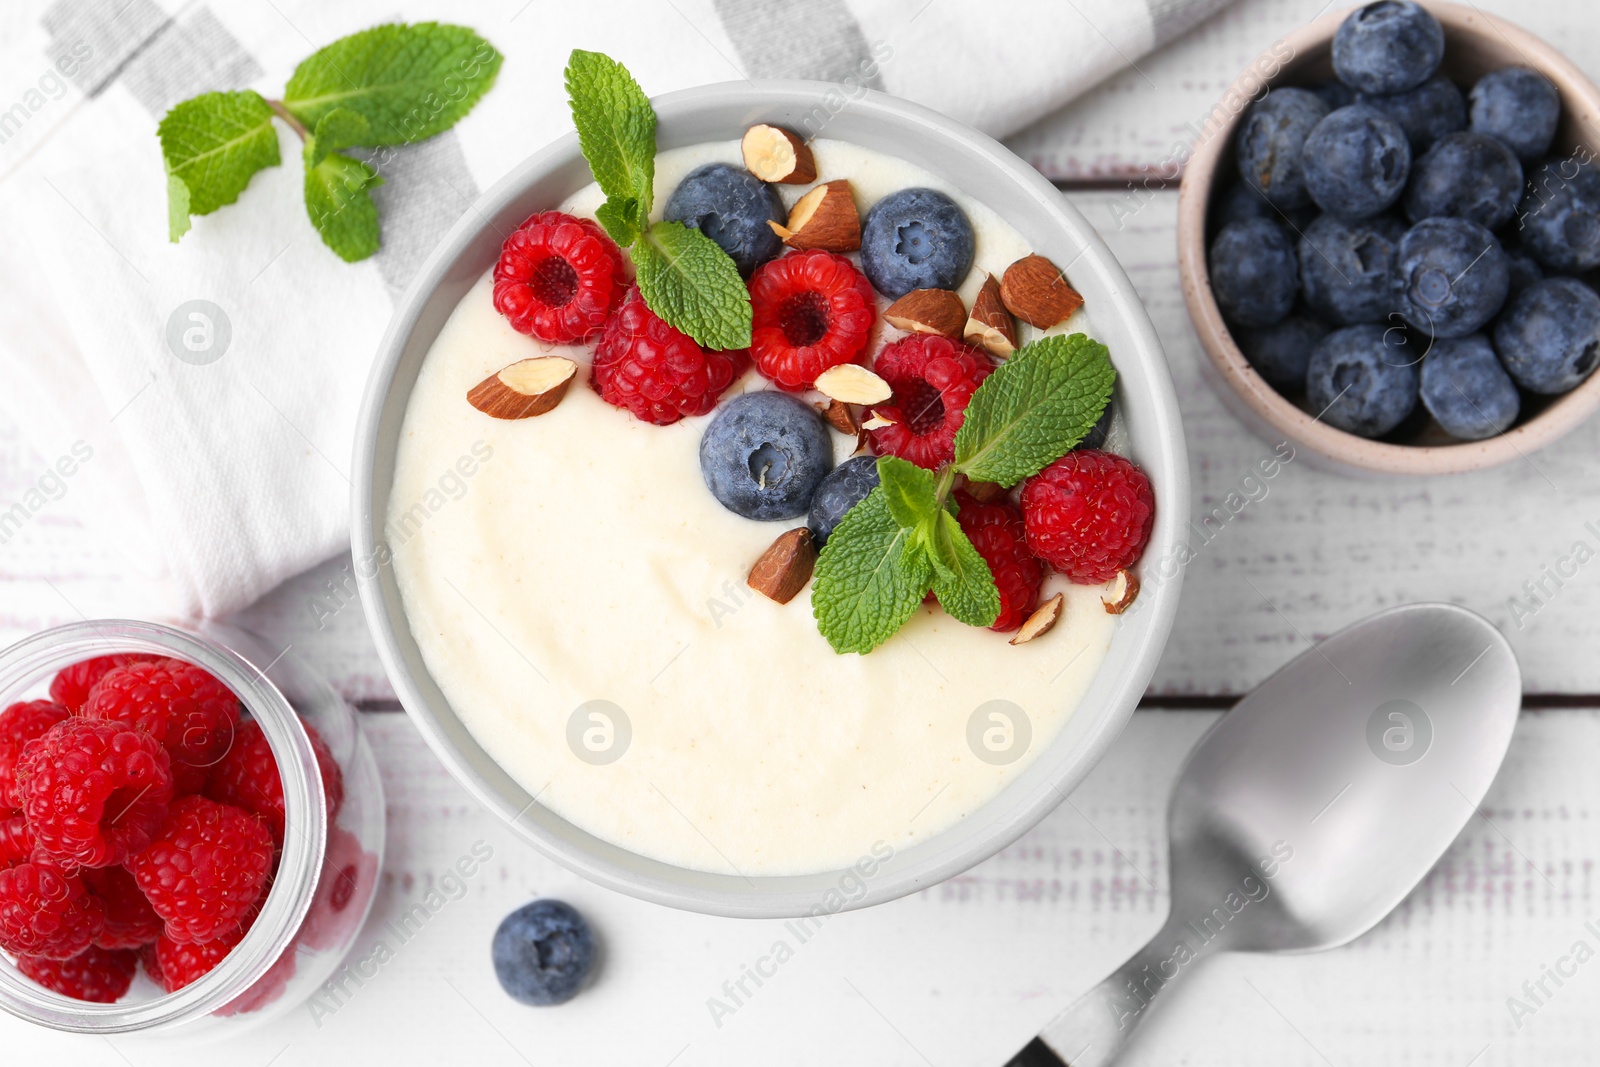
<box><xmin>748</xmin><ymin>250</ymin><xmax>877</xmax><ymax>390</ymax></box>
<box><xmin>152</xmin><ymin>921</ymin><xmax>246</xmax><ymax>992</ymax></box>
<box><xmin>18</xmin><ymin>945</ymin><xmax>138</xmax><ymax>1002</ymax></box>
<box><xmin>300</xmin><ymin>825</ymin><xmax>378</xmax><ymax>952</ymax></box>
<box><xmin>205</xmin><ymin>719</ymin><xmax>344</xmax><ymax>846</ymax></box>
<box><xmin>84</xmin><ymin>659</ymin><xmax>241</xmax><ymax>794</ymax></box>
<box><xmin>1021</xmin><ymin>450</ymin><xmax>1155</xmax><ymax>584</ymax></box>
<box><xmin>0</xmin><ymin>861</ymin><xmax>105</xmax><ymax>959</ymax></box>
<box><xmin>49</xmin><ymin>655</ymin><xmax>147</xmax><ymax>713</ymax></box>
<box><xmin>82</xmin><ymin>865</ymin><xmax>163</xmax><ymax>949</ymax></box>
<box><xmin>868</xmin><ymin>334</ymin><xmax>993</xmax><ymax>470</ymax></box>
<box><xmin>0</xmin><ymin>700</ymin><xmax>69</xmax><ymax>807</ymax></box>
<box><xmin>591</xmin><ymin>287</ymin><xmax>747</xmax><ymax>425</ymax></box>
<box><xmin>0</xmin><ymin>814</ymin><xmax>33</xmax><ymax>869</ymax></box>
<box><xmin>127</xmin><ymin>795</ymin><xmax>273</xmax><ymax>944</ymax></box>
<box><xmin>953</xmin><ymin>490</ymin><xmax>1046</xmax><ymax>632</ymax></box>
<box><xmin>18</xmin><ymin>718</ymin><xmax>174</xmax><ymax>868</ymax></box>
<box><xmin>493</xmin><ymin>211</ymin><xmax>628</xmax><ymax>344</ymax></box>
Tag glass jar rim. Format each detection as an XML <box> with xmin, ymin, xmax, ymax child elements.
<box><xmin>0</xmin><ymin>620</ymin><xmax>326</xmax><ymax>1033</ymax></box>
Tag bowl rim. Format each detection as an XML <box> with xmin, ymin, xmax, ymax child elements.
<box><xmin>1176</xmin><ymin>0</ymin><xmax>1600</xmax><ymax>476</ymax></box>
<box><xmin>351</xmin><ymin>79</ymin><xmax>1189</xmax><ymax>917</ymax></box>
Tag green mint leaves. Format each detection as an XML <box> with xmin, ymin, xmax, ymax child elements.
<box><xmin>564</xmin><ymin>50</ymin><xmax>753</xmax><ymax>350</ymax></box>
<box><xmin>160</xmin><ymin>22</ymin><xmax>501</xmax><ymax>260</ymax></box>
<box><xmin>812</xmin><ymin>335</ymin><xmax>1117</xmax><ymax>654</ymax></box>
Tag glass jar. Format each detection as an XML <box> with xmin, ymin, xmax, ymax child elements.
<box><xmin>0</xmin><ymin>619</ymin><xmax>384</xmax><ymax>1034</ymax></box>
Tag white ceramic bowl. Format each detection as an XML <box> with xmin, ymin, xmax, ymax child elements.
<box><xmin>352</xmin><ymin>81</ymin><xmax>1189</xmax><ymax>917</ymax></box>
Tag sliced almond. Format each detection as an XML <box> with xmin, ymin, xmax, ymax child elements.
<box><xmin>1101</xmin><ymin>570</ymin><xmax>1140</xmax><ymax>614</ymax></box>
<box><xmin>962</xmin><ymin>479</ymin><xmax>1006</xmax><ymax>503</ymax></box>
<box><xmin>861</xmin><ymin>411</ymin><xmax>897</xmax><ymax>431</ymax></box>
<box><xmin>815</xmin><ymin>363</ymin><xmax>892</xmax><ymax>406</ymax></box>
<box><xmin>741</xmin><ymin>124</ymin><xmax>817</xmax><ymax>185</ymax></box>
<box><xmin>816</xmin><ymin>398</ymin><xmax>860</xmax><ymax>436</ymax></box>
<box><xmin>964</xmin><ymin>273</ymin><xmax>1018</xmax><ymax>357</ymax></box>
<box><xmin>466</xmin><ymin>356</ymin><xmax>577</xmax><ymax>419</ymax></box>
<box><xmin>748</xmin><ymin>527</ymin><xmax>817</xmax><ymax>604</ymax></box>
<box><xmin>1010</xmin><ymin>593</ymin><xmax>1064</xmax><ymax>645</ymax></box>
<box><xmin>1001</xmin><ymin>254</ymin><xmax>1084</xmax><ymax>330</ymax></box>
<box><xmin>884</xmin><ymin>288</ymin><xmax>966</xmax><ymax>339</ymax></box>
<box><xmin>769</xmin><ymin>180</ymin><xmax>860</xmax><ymax>252</ymax></box>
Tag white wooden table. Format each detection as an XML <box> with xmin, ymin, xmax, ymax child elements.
<box><xmin>6</xmin><ymin>0</ymin><xmax>1600</xmax><ymax>1062</ymax></box>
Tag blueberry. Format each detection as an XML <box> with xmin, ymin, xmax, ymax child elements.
<box><xmin>807</xmin><ymin>455</ymin><xmax>880</xmax><ymax>547</ymax></box>
<box><xmin>1306</xmin><ymin>323</ymin><xmax>1420</xmax><ymax>436</ymax></box>
<box><xmin>492</xmin><ymin>899</ymin><xmax>596</xmax><ymax>1007</ymax></box>
<box><xmin>859</xmin><ymin>188</ymin><xmax>975</xmax><ymax>298</ymax></box>
<box><xmin>1517</xmin><ymin>156</ymin><xmax>1600</xmax><ymax>272</ymax></box>
<box><xmin>1395</xmin><ymin>217</ymin><xmax>1510</xmax><ymax>338</ymax></box>
<box><xmin>1077</xmin><ymin>399</ymin><xmax>1115</xmax><ymax>451</ymax></box>
<box><xmin>1493</xmin><ymin>277</ymin><xmax>1600</xmax><ymax>394</ymax></box>
<box><xmin>664</xmin><ymin>163</ymin><xmax>784</xmax><ymax>277</ymax></box>
<box><xmin>1332</xmin><ymin>1</ymin><xmax>1445</xmax><ymax>95</ymax></box>
<box><xmin>1210</xmin><ymin>218</ymin><xmax>1298</xmax><ymax>328</ymax></box>
<box><xmin>1404</xmin><ymin>132</ymin><xmax>1523</xmax><ymax>230</ymax></box>
<box><xmin>1357</xmin><ymin>74</ymin><xmax>1465</xmax><ymax>151</ymax></box>
<box><xmin>1418</xmin><ymin>334</ymin><xmax>1519</xmax><ymax>439</ymax></box>
<box><xmin>1298</xmin><ymin>213</ymin><xmax>1405</xmax><ymax>324</ymax></box>
<box><xmin>1506</xmin><ymin>247</ymin><xmax>1544</xmax><ymax>294</ymax></box>
<box><xmin>700</xmin><ymin>391</ymin><xmax>832</xmax><ymax>521</ymax></box>
<box><xmin>1234</xmin><ymin>88</ymin><xmax>1330</xmax><ymax>210</ymax></box>
<box><xmin>1303</xmin><ymin>105</ymin><xmax>1411</xmax><ymax>219</ymax></box>
<box><xmin>1237</xmin><ymin>313</ymin><xmax>1330</xmax><ymax>391</ymax></box>
<box><xmin>1313</xmin><ymin>79</ymin><xmax>1358</xmax><ymax>111</ymax></box>
<box><xmin>1215</xmin><ymin>181</ymin><xmax>1276</xmax><ymax>229</ymax></box>
<box><xmin>1470</xmin><ymin>67</ymin><xmax>1561</xmax><ymax>160</ymax></box>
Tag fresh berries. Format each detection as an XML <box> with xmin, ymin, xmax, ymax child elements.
<box><xmin>663</xmin><ymin>163</ymin><xmax>785</xmax><ymax>277</ymax></box>
<box><xmin>493</xmin><ymin>211</ymin><xmax>629</xmax><ymax>344</ymax></box>
<box><xmin>1237</xmin><ymin>313</ymin><xmax>1330</xmax><ymax>392</ymax></box>
<box><xmin>748</xmin><ymin>251</ymin><xmax>877</xmax><ymax>390</ymax></box>
<box><xmin>206</xmin><ymin>718</ymin><xmax>345</xmax><ymax>846</ymax></box>
<box><xmin>1235</xmin><ymin>88</ymin><xmax>1330</xmax><ymax>209</ymax></box>
<box><xmin>0</xmin><ymin>861</ymin><xmax>105</xmax><ymax>959</ymax></box>
<box><xmin>1358</xmin><ymin>73</ymin><xmax>1464</xmax><ymax>151</ymax></box>
<box><xmin>127</xmin><ymin>795</ymin><xmax>274</xmax><ymax>944</ymax></box>
<box><xmin>1305</xmin><ymin>324</ymin><xmax>1420</xmax><ymax>437</ymax></box>
<box><xmin>84</xmin><ymin>659</ymin><xmax>241</xmax><ymax>795</ymax></box>
<box><xmin>953</xmin><ymin>491</ymin><xmax>1045</xmax><ymax>632</ymax></box>
<box><xmin>867</xmin><ymin>335</ymin><xmax>994</xmax><ymax>470</ymax></box>
<box><xmin>0</xmin><ymin>699</ymin><xmax>68</xmax><ymax>806</ymax></box>
<box><xmin>18</xmin><ymin>718</ymin><xmax>174</xmax><ymax>868</ymax></box>
<box><xmin>1297</xmin><ymin>213</ymin><xmax>1404</xmax><ymax>325</ymax></box>
<box><xmin>17</xmin><ymin>945</ymin><xmax>138</xmax><ymax>1002</ymax></box>
<box><xmin>699</xmin><ymin>391</ymin><xmax>833</xmax><ymax>521</ymax></box>
<box><xmin>0</xmin><ymin>814</ymin><xmax>33</xmax><ymax>869</ymax></box>
<box><xmin>859</xmin><ymin>188</ymin><xmax>975</xmax><ymax>298</ymax></box>
<box><xmin>1209</xmin><ymin>218</ymin><xmax>1298</xmax><ymax>328</ymax></box>
<box><xmin>1418</xmin><ymin>334</ymin><xmax>1520</xmax><ymax>439</ymax></box>
<box><xmin>152</xmin><ymin>920</ymin><xmax>247</xmax><ymax>992</ymax></box>
<box><xmin>1493</xmin><ymin>277</ymin><xmax>1600</xmax><ymax>394</ymax></box>
<box><xmin>1022</xmin><ymin>451</ymin><xmax>1155</xmax><ymax>584</ymax></box>
<box><xmin>1395</xmin><ymin>217</ymin><xmax>1509</xmax><ymax>338</ymax></box>
<box><xmin>1332</xmin><ymin>1</ymin><xmax>1444</xmax><ymax>95</ymax></box>
<box><xmin>300</xmin><ymin>825</ymin><xmax>378</xmax><ymax>952</ymax></box>
<box><xmin>1469</xmin><ymin>67</ymin><xmax>1560</xmax><ymax>160</ymax></box>
<box><xmin>591</xmin><ymin>287</ymin><xmax>746</xmax><ymax>426</ymax></box>
<box><xmin>807</xmin><ymin>455</ymin><xmax>882</xmax><ymax>548</ymax></box>
<box><xmin>82</xmin><ymin>864</ymin><xmax>164</xmax><ymax>950</ymax></box>
<box><xmin>1403</xmin><ymin>132</ymin><xmax>1522</xmax><ymax>230</ymax></box>
<box><xmin>1302</xmin><ymin>105</ymin><xmax>1411</xmax><ymax>219</ymax></box>
<box><xmin>492</xmin><ymin>899</ymin><xmax>597</xmax><ymax>1006</ymax></box>
<box><xmin>1517</xmin><ymin>157</ymin><xmax>1600</xmax><ymax>272</ymax></box>
<box><xmin>48</xmin><ymin>655</ymin><xmax>144</xmax><ymax>713</ymax></box>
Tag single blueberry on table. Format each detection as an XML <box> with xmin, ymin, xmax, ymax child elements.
<box><xmin>1234</xmin><ymin>88</ymin><xmax>1330</xmax><ymax>210</ymax></box>
<box><xmin>1395</xmin><ymin>217</ymin><xmax>1510</xmax><ymax>338</ymax></box>
<box><xmin>492</xmin><ymin>899</ymin><xmax>597</xmax><ymax>1007</ymax></box>
<box><xmin>1237</xmin><ymin>312</ymin><xmax>1330</xmax><ymax>391</ymax></box>
<box><xmin>1493</xmin><ymin>277</ymin><xmax>1600</xmax><ymax>394</ymax></box>
<box><xmin>1358</xmin><ymin>73</ymin><xmax>1465</xmax><ymax>151</ymax></box>
<box><xmin>1404</xmin><ymin>131</ymin><xmax>1523</xmax><ymax>230</ymax></box>
<box><xmin>1470</xmin><ymin>67</ymin><xmax>1561</xmax><ymax>161</ymax></box>
<box><xmin>1332</xmin><ymin>1</ymin><xmax>1445</xmax><ymax>95</ymax></box>
<box><xmin>1306</xmin><ymin>323</ymin><xmax>1420</xmax><ymax>437</ymax></box>
<box><xmin>807</xmin><ymin>455</ymin><xmax>881</xmax><ymax>548</ymax></box>
<box><xmin>1209</xmin><ymin>217</ymin><xmax>1299</xmax><ymax>328</ymax></box>
<box><xmin>700</xmin><ymin>391</ymin><xmax>833</xmax><ymax>521</ymax></box>
<box><xmin>859</xmin><ymin>188</ymin><xmax>975</xmax><ymax>298</ymax></box>
<box><xmin>1298</xmin><ymin>212</ymin><xmax>1405</xmax><ymax>324</ymax></box>
<box><xmin>1517</xmin><ymin>156</ymin><xmax>1600</xmax><ymax>272</ymax></box>
<box><xmin>1303</xmin><ymin>105</ymin><xmax>1411</xmax><ymax>219</ymax></box>
<box><xmin>1418</xmin><ymin>333</ymin><xmax>1520</xmax><ymax>439</ymax></box>
<box><xmin>664</xmin><ymin>163</ymin><xmax>784</xmax><ymax>277</ymax></box>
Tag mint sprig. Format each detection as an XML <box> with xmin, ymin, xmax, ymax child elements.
<box><xmin>812</xmin><ymin>335</ymin><xmax>1117</xmax><ymax>654</ymax></box>
<box><xmin>160</xmin><ymin>22</ymin><xmax>501</xmax><ymax>260</ymax></box>
<box><xmin>563</xmin><ymin>50</ymin><xmax>753</xmax><ymax>350</ymax></box>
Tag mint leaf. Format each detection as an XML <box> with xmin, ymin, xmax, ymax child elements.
<box><xmin>633</xmin><ymin>221</ymin><xmax>753</xmax><ymax>350</ymax></box>
<box><xmin>283</xmin><ymin>23</ymin><xmax>502</xmax><ymax>144</ymax></box>
<box><xmin>304</xmin><ymin>151</ymin><xmax>383</xmax><ymax>262</ymax></box>
<box><xmin>926</xmin><ymin>510</ymin><xmax>999</xmax><ymax>627</ymax></box>
<box><xmin>564</xmin><ymin>49</ymin><xmax>655</xmax><ymax>225</ymax></box>
<box><xmin>306</xmin><ymin>107</ymin><xmax>372</xmax><ymax>166</ymax></box>
<box><xmin>158</xmin><ymin>90</ymin><xmax>280</xmax><ymax>241</ymax></box>
<box><xmin>594</xmin><ymin>197</ymin><xmax>641</xmax><ymax>248</ymax></box>
<box><xmin>812</xmin><ymin>488</ymin><xmax>933</xmax><ymax>655</ymax></box>
<box><xmin>952</xmin><ymin>333</ymin><xmax>1116</xmax><ymax>487</ymax></box>
<box><xmin>877</xmin><ymin>456</ymin><xmax>938</xmax><ymax>529</ymax></box>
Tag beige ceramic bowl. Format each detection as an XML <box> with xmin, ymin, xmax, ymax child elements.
<box><xmin>1178</xmin><ymin>1</ymin><xmax>1600</xmax><ymax>476</ymax></box>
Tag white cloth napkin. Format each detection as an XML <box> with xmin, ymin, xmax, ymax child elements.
<box><xmin>0</xmin><ymin>0</ymin><xmax>1231</xmax><ymax>618</ymax></box>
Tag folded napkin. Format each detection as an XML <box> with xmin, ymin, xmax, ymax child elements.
<box><xmin>0</xmin><ymin>0</ymin><xmax>1231</xmax><ymax>618</ymax></box>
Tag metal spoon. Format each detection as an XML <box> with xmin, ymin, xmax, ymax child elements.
<box><xmin>1007</xmin><ymin>602</ymin><xmax>1520</xmax><ymax>1066</ymax></box>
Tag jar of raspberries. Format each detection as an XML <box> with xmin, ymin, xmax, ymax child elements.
<box><xmin>0</xmin><ymin>619</ymin><xmax>383</xmax><ymax>1033</ymax></box>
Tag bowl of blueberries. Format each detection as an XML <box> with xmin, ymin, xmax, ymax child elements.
<box><xmin>1178</xmin><ymin>0</ymin><xmax>1600</xmax><ymax>475</ymax></box>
